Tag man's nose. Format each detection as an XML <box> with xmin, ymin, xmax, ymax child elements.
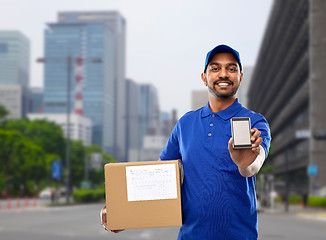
<box><xmin>218</xmin><ymin>68</ymin><xmax>228</xmax><ymax>79</ymax></box>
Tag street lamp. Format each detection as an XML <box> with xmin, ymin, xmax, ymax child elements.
<box><xmin>66</xmin><ymin>55</ymin><xmax>72</xmax><ymax>203</ymax></box>
<box><xmin>37</xmin><ymin>55</ymin><xmax>73</xmax><ymax>203</ymax></box>
<box><xmin>37</xmin><ymin>55</ymin><xmax>101</xmax><ymax>203</ymax></box>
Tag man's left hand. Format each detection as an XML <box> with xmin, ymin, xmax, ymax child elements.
<box><xmin>228</xmin><ymin>128</ymin><xmax>263</xmax><ymax>169</ymax></box>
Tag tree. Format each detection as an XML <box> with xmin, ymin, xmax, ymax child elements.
<box><xmin>0</xmin><ymin>129</ymin><xmax>47</xmax><ymax>195</ymax></box>
<box><xmin>0</xmin><ymin>104</ymin><xmax>9</xmax><ymax>122</ymax></box>
<box><xmin>1</xmin><ymin>118</ymin><xmax>116</xmax><ymax>193</ymax></box>
<box><xmin>70</xmin><ymin>140</ymin><xmax>86</xmax><ymax>188</ymax></box>
<box><xmin>4</xmin><ymin>119</ymin><xmax>65</xmax><ymax>160</ymax></box>
<box><xmin>102</xmin><ymin>152</ymin><xmax>115</xmax><ymax>164</ymax></box>
<box><xmin>85</xmin><ymin>144</ymin><xmax>115</xmax><ymax>186</ymax></box>
<box><xmin>85</xmin><ymin>144</ymin><xmax>102</xmax><ymax>155</ymax></box>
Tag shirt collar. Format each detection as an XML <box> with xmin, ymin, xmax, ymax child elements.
<box><xmin>201</xmin><ymin>99</ymin><xmax>243</xmax><ymax>120</ymax></box>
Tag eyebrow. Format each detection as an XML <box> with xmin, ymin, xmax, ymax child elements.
<box><xmin>209</xmin><ymin>62</ymin><xmax>238</xmax><ymax>67</ymax></box>
<box><xmin>228</xmin><ymin>63</ymin><xmax>238</xmax><ymax>67</ymax></box>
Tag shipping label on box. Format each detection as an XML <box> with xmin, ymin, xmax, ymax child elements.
<box><xmin>126</xmin><ymin>163</ymin><xmax>178</xmax><ymax>201</ymax></box>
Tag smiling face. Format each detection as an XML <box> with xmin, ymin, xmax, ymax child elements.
<box><xmin>201</xmin><ymin>52</ymin><xmax>243</xmax><ymax>99</ymax></box>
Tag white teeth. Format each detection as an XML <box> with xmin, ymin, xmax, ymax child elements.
<box><xmin>218</xmin><ymin>83</ymin><xmax>229</xmax><ymax>86</ymax></box>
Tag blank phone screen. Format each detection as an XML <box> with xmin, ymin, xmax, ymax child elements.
<box><xmin>233</xmin><ymin>119</ymin><xmax>251</xmax><ymax>146</ymax></box>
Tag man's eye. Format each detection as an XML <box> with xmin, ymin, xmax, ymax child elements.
<box><xmin>211</xmin><ymin>67</ymin><xmax>219</xmax><ymax>71</ymax></box>
<box><xmin>229</xmin><ymin>68</ymin><xmax>237</xmax><ymax>72</ymax></box>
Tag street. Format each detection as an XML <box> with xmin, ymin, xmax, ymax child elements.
<box><xmin>258</xmin><ymin>211</ymin><xmax>326</xmax><ymax>239</ymax></box>
<box><xmin>0</xmin><ymin>203</ymin><xmax>179</xmax><ymax>240</ymax></box>
<box><xmin>0</xmin><ymin>202</ymin><xmax>326</xmax><ymax>240</ymax></box>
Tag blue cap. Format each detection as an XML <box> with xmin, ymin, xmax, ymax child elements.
<box><xmin>204</xmin><ymin>44</ymin><xmax>242</xmax><ymax>72</ymax></box>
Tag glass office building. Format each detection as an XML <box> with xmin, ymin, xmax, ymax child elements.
<box><xmin>125</xmin><ymin>79</ymin><xmax>141</xmax><ymax>162</ymax></box>
<box><xmin>57</xmin><ymin>11</ymin><xmax>126</xmax><ymax>161</ymax></box>
<box><xmin>0</xmin><ymin>30</ymin><xmax>30</xmax><ymax>118</ymax></box>
<box><xmin>43</xmin><ymin>22</ymin><xmax>115</xmax><ymax>153</ymax></box>
<box><xmin>139</xmin><ymin>84</ymin><xmax>159</xmax><ymax>147</ymax></box>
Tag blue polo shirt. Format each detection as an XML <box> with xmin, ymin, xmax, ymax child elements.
<box><xmin>160</xmin><ymin>99</ymin><xmax>271</xmax><ymax>240</ymax></box>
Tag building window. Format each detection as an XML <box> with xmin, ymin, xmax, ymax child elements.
<box><xmin>64</xmin><ymin>13</ymin><xmax>78</xmax><ymax>22</ymax></box>
<box><xmin>0</xmin><ymin>43</ymin><xmax>8</xmax><ymax>53</ymax></box>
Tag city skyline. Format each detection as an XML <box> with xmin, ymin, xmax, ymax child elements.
<box><xmin>0</xmin><ymin>0</ymin><xmax>273</xmax><ymax>116</ymax></box>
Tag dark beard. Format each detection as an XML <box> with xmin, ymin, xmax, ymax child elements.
<box><xmin>207</xmin><ymin>79</ymin><xmax>239</xmax><ymax>98</ymax></box>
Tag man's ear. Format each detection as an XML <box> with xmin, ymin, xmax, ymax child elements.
<box><xmin>201</xmin><ymin>72</ymin><xmax>207</xmax><ymax>86</ymax></box>
<box><xmin>239</xmin><ymin>72</ymin><xmax>243</xmax><ymax>84</ymax></box>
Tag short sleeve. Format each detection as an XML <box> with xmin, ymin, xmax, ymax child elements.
<box><xmin>252</xmin><ymin>114</ymin><xmax>272</xmax><ymax>158</ymax></box>
<box><xmin>160</xmin><ymin>121</ymin><xmax>182</xmax><ymax>160</ymax></box>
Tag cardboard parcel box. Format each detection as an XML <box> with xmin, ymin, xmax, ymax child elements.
<box><xmin>104</xmin><ymin>160</ymin><xmax>182</xmax><ymax>230</ymax></box>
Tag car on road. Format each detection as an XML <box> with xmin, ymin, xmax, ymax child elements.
<box><xmin>39</xmin><ymin>187</ymin><xmax>54</xmax><ymax>199</ymax></box>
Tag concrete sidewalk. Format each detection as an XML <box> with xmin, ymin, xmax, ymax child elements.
<box><xmin>262</xmin><ymin>202</ymin><xmax>326</xmax><ymax>221</ymax></box>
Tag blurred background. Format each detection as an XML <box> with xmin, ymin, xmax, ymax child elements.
<box><xmin>0</xmin><ymin>0</ymin><xmax>326</xmax><ymax>239</ymax></box>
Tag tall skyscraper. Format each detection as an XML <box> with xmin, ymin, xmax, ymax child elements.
<box><xmin>0</xmin><ymin>30</ymin><xmax>30</xmax><ymax>118</ymax></box>
<box><xmin>139</xmin><ymin>84</ymin><xmax>159</xmax><ymax>147</ymax></box>
<box><xmin>125</xmin><ymin>79</ymin><xmax>141</xmax><ymax>162</ymax></box>
<box><xmin>57</xmin><ymin>11</ymin><xmax>126</xmax><ymax>162</ymax></box>
<box><xmin>43</xmin><ymin>21</ymin><xmax>115</xmax><ymax>155</ymax></box>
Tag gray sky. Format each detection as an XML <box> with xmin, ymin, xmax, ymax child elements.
<box><xmin>0</xmin><ymin>0</ymin><xmax>273</xmax><ymax>116</ymax></box>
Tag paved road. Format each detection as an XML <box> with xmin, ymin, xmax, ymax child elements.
<box><xmin>0</xmin><ymin>203</ymin><xmax>179</xmax><ymax>240</ymax></box>
<box><xmin>258</xmin><ymin>211</ymin><xmax>326</xmax><ymax>240</ymax></box>
<box><xmin>1</xmin><ymin>202</ymin><xmax>326</xmax><ymax>239</ymax></box>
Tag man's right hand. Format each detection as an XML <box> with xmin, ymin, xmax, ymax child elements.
<box><xmin>100</xmin><ymin>205</ymin><xmax>124</xmax><ymax>233</ymax></box>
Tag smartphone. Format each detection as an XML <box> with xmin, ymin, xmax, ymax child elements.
<box><xmin>231</xmin><ymin>117</ymin><xmax>252</xmax><ymax>149</ymax></box>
